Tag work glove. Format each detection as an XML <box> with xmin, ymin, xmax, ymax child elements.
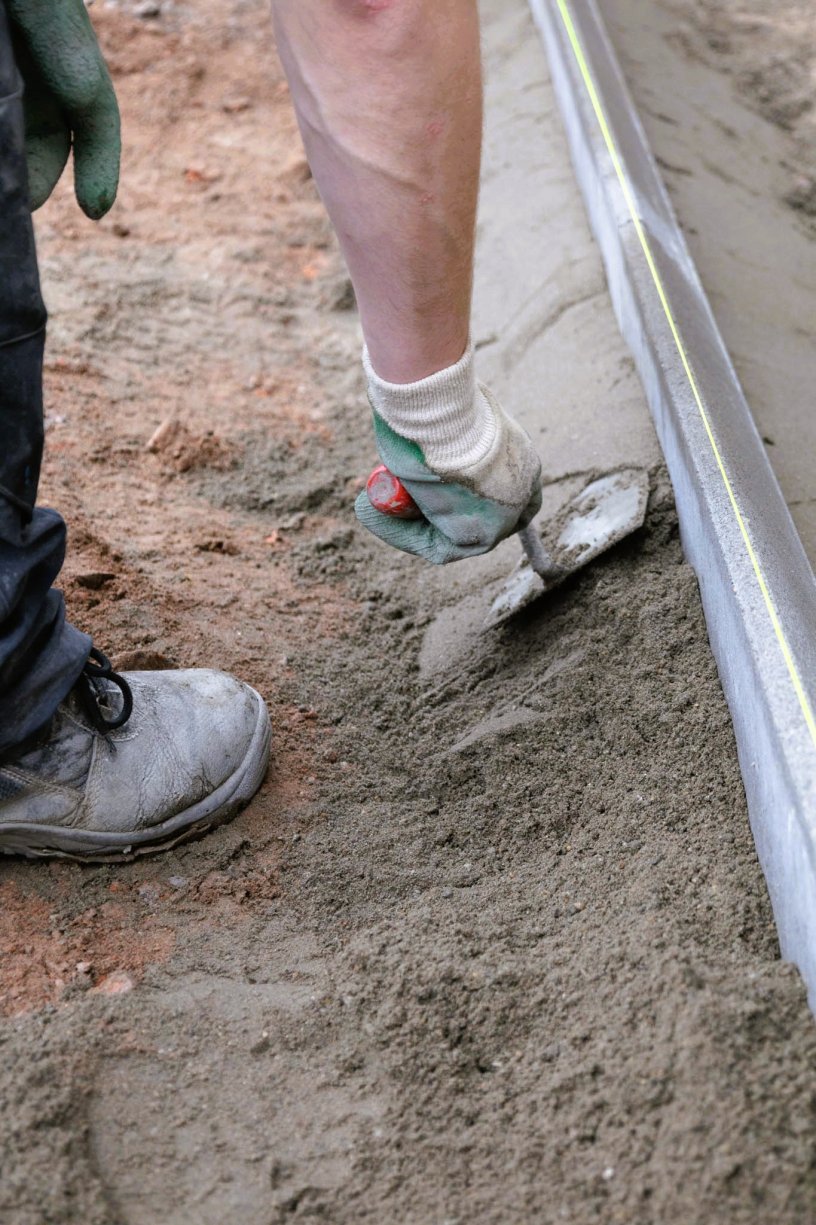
<box><xmin>355</xmin><ymin>344</ymin><xmax>542</xmax><ymax>565</ymax></box>
<box><xmin>7</xmin><ymin>0</ymin><xmax>120</xmax><ymax>217</ymax></box>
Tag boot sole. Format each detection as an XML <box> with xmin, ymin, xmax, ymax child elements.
<box><xmin>0</xmin><ymin>687</ymin><xmax>272</xmax><ymax>861</ymax></box>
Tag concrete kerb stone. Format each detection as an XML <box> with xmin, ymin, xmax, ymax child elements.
<box><xmin>529</xmin><ymin>0</ymin><xmax>816</xmax><ymax>1004</ymax></box>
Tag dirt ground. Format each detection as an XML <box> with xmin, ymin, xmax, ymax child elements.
<box><xmin>2</xmin><ymin>2</ymin><xmax>816</xmax><ymax>1222</ymax></box>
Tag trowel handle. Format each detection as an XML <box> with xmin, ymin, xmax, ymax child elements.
<box><xmin>518</xmin><ymin>523</ymin><xmax>563</xmax><ymax>581</ymax></box>
<box><xmin>366</xmin><ymin>465</ymin><xmax>423</xmax><ymax>520</ymax></box>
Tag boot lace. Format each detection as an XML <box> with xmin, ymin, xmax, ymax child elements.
<box><xmin>76</xmin><ymin>648</ymin><xmax>134</xmax><ymax>734</ymax></box>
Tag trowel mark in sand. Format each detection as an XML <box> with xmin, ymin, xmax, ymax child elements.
<box><xmin>450</xmin><ymin>705</ymin><xmax>544</xmax><ymax>754</ymax></box>
<box><xmin>449</xmin><ymin>651</ymin><xmax>586</xmax><ymax>753</ymax></box>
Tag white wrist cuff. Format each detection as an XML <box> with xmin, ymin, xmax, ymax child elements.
<box><xmin>363</xmin><ymin>342</ymin><xmax>498</xmax><ymax>474</ymax></box>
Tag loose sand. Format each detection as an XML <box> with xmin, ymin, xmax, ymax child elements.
<box><xmin>1</xmin><ymin>2</ymin><xmax>816</xmax><ymax>1223</ymax></box>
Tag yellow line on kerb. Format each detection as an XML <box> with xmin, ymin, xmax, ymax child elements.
<box><xmin>554</xmin><ymin>0</ymin><xmax>816</xmax><ymax>749</ymax></box>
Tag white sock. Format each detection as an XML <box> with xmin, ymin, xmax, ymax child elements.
<box><xmin>362</xmin><ymin>342</ymin><xmax>498</xmax><ymax>475</ymax></box>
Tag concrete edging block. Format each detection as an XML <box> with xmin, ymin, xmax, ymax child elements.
<box><xmin>529</xmin><ymin>0</ymin><xmax>816</xmax><ymax>1002</ymax></box>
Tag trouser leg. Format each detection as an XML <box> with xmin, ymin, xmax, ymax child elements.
<box><xmin>0</xmin><ymin>7</ymin><xmax>90</xmax><ymax>757</ymax></box>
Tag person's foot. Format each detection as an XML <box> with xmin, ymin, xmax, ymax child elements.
<box><xmin>0</xmin><ymin>652</ymin><xmax>271</xmax><ymax>859</ymax></box>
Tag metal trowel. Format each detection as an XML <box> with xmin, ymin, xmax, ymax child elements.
<box><xmin>365</xmin><ymin>465</ymin><xmax>649</xmax><ymax>630</ymax></box>
<box><xmin>482</xmin><ymin>468</ymin><xmax>649</xmax><ymax>628</ymax></box>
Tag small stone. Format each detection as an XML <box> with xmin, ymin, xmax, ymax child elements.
<box><xmin>167</xmin><ymin>876</ymin><xmax>188</xmax><ymax>890</ymax></box>
<box><xmin>147</xmin><ymin>418</ymin><xmax>180</xmax><ymax>453</ymax></box>
<box><xmin>222</xmin><ymin>95</ymin><xmax>251</xmax><ymax>114</ymax></box>
<box><xmin>93</xmin><ymin>971</ymin><xmax>135</xmax><ymax>997</ymax></box>
<box><xmin>250</xmin><ymin>1032</ymin><xmax>270</xmax><ymax>1056</ymax></box>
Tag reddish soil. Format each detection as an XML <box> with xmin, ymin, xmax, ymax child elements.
<box><xmin>1</xmin><ymin>0</ymin><xmax>348</xmax><ymax>1015</ymax></box>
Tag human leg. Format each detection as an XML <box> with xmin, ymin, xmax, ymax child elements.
<box><xmin>0</xmin><ymin>9</ymin><xmax>271</xmax><ymax>857</ymax></box>
<box><xmin>270</xmin><ymin>0</ymin><xmax>482</xmax><ymax>384</ymax></box>
<box><xmin>269</xmin><ymin>0</ymin><xmax>542</xmax><ymax>563</ymax></box>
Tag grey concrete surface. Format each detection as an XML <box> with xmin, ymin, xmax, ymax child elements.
<box><xmin>475</xmin><ymin>0</ymin><xmax>661</xmax><ymax>485</ymax></box>
<box><xmin>603</xmin><ymin>0</ymin><xmax>816</xmax><ymax>568</ymax></box>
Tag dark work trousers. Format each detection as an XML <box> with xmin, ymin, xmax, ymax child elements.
<box><xmin>0</xmin><ymin>8</ymin><xmax>90</xmax><ymax>757</ymax></box>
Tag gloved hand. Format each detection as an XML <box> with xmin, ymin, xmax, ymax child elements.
<box><xmin>7</xmin><ymin>0</ymin><xmax>120</xmax><ymax>218</ymax></box>
<box><xmin>355</xmin><ymin>346</ymin><xmax>542</xmax><ymax>565</ymax></box>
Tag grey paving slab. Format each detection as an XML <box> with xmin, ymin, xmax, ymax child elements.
<box><xmin>602</xmin><ymin>0</ymin><xmax>816</xmax><ymax>568</ymax></box>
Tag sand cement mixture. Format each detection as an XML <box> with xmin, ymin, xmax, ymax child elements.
<box><xmin>1</xmin><ymin>2</ymin><xmax>816</xmax><ymax>1223</ymax></box>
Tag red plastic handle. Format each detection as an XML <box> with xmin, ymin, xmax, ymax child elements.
<box><xmin>366</xmin><ymin>464</ymin><xmax>423</xmax><ymax>520</ymax></box>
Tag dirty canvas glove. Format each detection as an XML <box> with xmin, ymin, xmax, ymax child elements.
<box><xmin>355</xmin><ymin>342</ymin><xmax>542</xmax><ymax>564</ymax></box>
<box><xmin>6</xmin><ymin>0</ymin><xmax>120</xmax><ymax>217</ymax></box>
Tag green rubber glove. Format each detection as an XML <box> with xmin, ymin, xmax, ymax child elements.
<box><xmin>355</xmin><ymin>384</ymin><xmax>543</xmax><ymax>566</ymax></box>
<box><xmin>7</xmin><ymin>0</ymin><xmax>120</xmax><ymax>218</ymax></box>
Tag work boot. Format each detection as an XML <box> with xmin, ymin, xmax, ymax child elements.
<box><xmin>0</xmin><ymin>650</ymin><xmax>271</xmax><ymax>859</ymax></box>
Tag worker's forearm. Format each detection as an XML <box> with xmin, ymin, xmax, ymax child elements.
<box><xmin>270</xmin><ymin>0</ymin><xmax>483</xmax><ymax>383</ymax></box>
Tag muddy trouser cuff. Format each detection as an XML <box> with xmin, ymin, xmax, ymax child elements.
<box><xmin>0</xmin><ymin>14</ymin><xmax>91</xmax><ymax>757</ymax></box>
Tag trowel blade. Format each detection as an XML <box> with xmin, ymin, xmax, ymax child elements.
<box><xmin>483</xmin><ymin>468</ymin><xmax>650</xmax><ymax>630</ymax></box>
